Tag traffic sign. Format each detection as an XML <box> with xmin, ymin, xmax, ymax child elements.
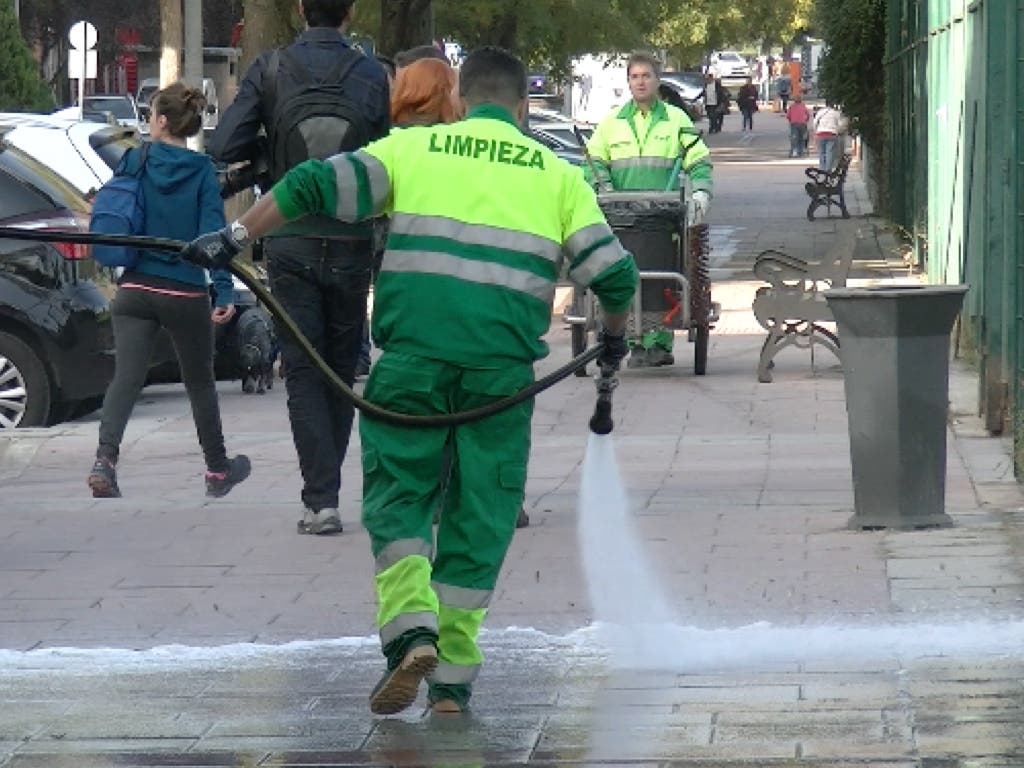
<box><xmin>68</xmin><ymin>50</ymin><xmax>97</xmax><ymax>80</ymax></box>
<box><xmin>68</xmin><ymin>20</ymin><xmax>97</xmax><ymax>51</ymax></box>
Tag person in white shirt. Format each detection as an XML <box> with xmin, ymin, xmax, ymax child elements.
<box><xmin>813</xmin><ymin>103</ymin><xmax>844</xmax><ymax>171</ymax></box>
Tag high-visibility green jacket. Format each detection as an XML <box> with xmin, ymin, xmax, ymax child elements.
<box><xmin>585</xmin><ymin>99</ymin><xmax>713</xmax><ymax>194</ymax></box>
<box><xmin>271</xmin><ymin>104</ymin><xmax>638</xmax><ymax>367</ymax></box>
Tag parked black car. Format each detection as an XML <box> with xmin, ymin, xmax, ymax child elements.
<box><xmin>0</xmin><ymin>136</ymin><xmax>118</xmax><ymax>428</ymax></box>
<box><xmin>525</xmin><ymin>127</ymin><xmax>585</xmax><ymax>167</ymax></box>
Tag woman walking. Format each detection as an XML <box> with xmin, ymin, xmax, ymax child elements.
<box><xmin>88</xmin><ymin>82</ymin><xmax>250</xmax><ymax>499</ymax></box>
<box><xmin>737</xmin><ymin>77</ymin><xmax>759</xmax><ymax>132</ymax></box>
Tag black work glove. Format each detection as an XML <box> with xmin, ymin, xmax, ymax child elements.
<box><xmin>597</xmin><ymin>328</ymin><xmax>628</xmax><ymax>371</ymax></box>
<box><xmin>180</xmin><ymin>226</ymin><xmax>242</xmax><ymax>270</ymax></box>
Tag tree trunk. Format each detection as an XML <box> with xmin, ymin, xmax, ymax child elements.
<box><xmin>160</xmin><ymin>0</ymin><xmax>182</xmax><ymax>86</ymax></box>
<box><xmin>379</xmin><ymin>0</ymin><xmax>433</xmax><ymax>57</ymax></box>
<box><xmin>494</xmin><ymin>8</ymin><xmax>518</xmax><ymax>51</ymax></box>
<box><xmin>240</xmin><ymin>0</ymin><xmax>297</xmax><ymax>73</ymax></box>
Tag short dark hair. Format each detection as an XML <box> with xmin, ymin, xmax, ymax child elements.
<box><xmin>459</xmin><ymin>46</ymin><xmax>526</xmax><ymax>107</ymax></box>
<box><xmin>301</xmin><ymin>0</ymin><xmax>354</xmax><ymax>28</ymax></box>
<box><xmin>395</xmin><ymin>45</ymin><xmax>447</xmax><ymax>69</ymax></box>
<box><xmin>627</xmin><ymin>51</ymin><xmax>661</xmax><ymax>78</ymax></box>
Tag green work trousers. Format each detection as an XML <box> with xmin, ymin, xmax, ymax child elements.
<box><xmin>361</xmin><ymin>350</ymin><xmax>534</xmax><ymax>705</ymax></box>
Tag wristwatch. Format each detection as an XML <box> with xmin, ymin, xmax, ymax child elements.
<box><xmin>229</xmin><ymin>220</ymin><xmax>250</xmax><ymax>248</ymax></box>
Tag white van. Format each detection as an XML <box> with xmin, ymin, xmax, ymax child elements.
<box><xmin>136</xmin><ymin>77</ymin><xmax>219</xmax><ymax>131</ymax></box>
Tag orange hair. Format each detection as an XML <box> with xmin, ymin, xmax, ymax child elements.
<box><xmin>390</xmin><ymin>58</ymin><xmax>460</xmax><ymax>126</ymax></box>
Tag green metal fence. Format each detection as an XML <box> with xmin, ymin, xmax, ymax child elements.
<box><xmin>886</xmin><ymin>0</ymin><xmax>1024</xmax><ymax>473</ymax></box>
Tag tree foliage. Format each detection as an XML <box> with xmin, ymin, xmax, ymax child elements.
<box><xmin>350</xmin><ymin>0</ymin><xmax>814</xmax><ymax>75</ymax></box>
<box><xmin>13</xmin><ymin>0</ymin><xmax>823</xmax><ymax>99</ymax></box>
<box><xmin>812</xmin><ymin>0</ymin><xmax>886</xmax><ymax>151</ymax></box>
<box><xmin>1</xmin><ymin>0</ymin><xmax>54</xmax><ymax>110</ymax></box>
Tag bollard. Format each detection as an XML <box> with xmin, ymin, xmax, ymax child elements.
<box><xmin>824</xmin><ymin>285</ymin><xmax>968</xmax><ymax>530</ymax></box>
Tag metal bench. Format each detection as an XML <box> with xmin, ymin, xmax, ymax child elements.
<box><xmin>751</xmin><ymin>229</ymin><xmax>860</xmax><ymax>383</ymax></box>
<box><xmin>805</xmin><ymin>153</ymin><xmax>852</xmax><ymax>221</ymax></box>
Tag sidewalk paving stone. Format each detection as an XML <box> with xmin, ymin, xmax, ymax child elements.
<box><xmin>2</xmin><ymin>107</ymin><xmax>1024</xmax><ymax>766</ymax></box>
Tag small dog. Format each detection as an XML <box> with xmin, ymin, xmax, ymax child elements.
<box><xmin>235</xmin><ymin>306</ymin><xmax>278</xmax><ymax>394</ymax></box>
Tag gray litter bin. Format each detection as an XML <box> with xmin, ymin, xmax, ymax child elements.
<box><xmin>824</xmin><ymin>285</ymin><xmax>968</xmax><ymax>530</ymax></box>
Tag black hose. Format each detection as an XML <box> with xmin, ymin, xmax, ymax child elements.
<box><xmin>0</xmin><ymin>227</ymin><xmax>601</xmax><ymax>427</ymax></box>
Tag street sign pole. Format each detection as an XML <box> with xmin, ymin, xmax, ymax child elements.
<box><xmin>68</xmin><ymin>20</ymin><xmax>97</xmax><ymax>120</ymax></box>
<box><xmin>78</xmin><ymin>47</ymin><xmax>86</xmax><ymax>119</ymax></box>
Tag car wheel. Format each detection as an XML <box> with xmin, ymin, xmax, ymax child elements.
<box><xmin>0</xmin><ymin>331</ymin><xmax>52</xmax><ymax>428</ymax></box>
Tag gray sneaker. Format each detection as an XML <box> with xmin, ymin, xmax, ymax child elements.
<box><xmin>297</xmin><ymin>507</ymin><xmax>342</xmax><ymax>535</ymax></box>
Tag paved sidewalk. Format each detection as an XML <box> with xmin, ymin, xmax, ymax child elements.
<box><xmin>2</xmin><ymin>108</ymin><xmax>1023</xmax><ymax>766</ymax></box>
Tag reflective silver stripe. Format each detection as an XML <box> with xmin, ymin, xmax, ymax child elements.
<box><xmin>328</xmin><ymin>154</ymin><xmax>361</xmax><ymax>220</ymax></box>
<box><xmin>389</xmin><ymin>214</ymin><xmax>562</xmax><ymax>265</ymax></box>
<box><xmin>379</xmin><ymin>611</ymin><xmax>438</xmax><ymax>645</ymax></box>
<box><xmin>429</xmin><ymin>661</ymin><xmax>480</xmax><ymax>685</ymax></box>
<box><xmin>609</xmin><ymin>157</ymin><xmax>676</xmax><ymax>170</ymax></box>
<box><xmin>568</xmin><ymin>239</ymin><xmax>630</xmax><ymax>287</ymax></box>
<box><xmin>375</xmin><ymin>538</ymin><xmax>433</xmax><ymax>573</ymax></box>
<box><xmin>383</xmin><ymin>250</ymin><xmax>556</xmax><ymax>304</ymax></box>
<box><xmin>329</xmin><ymin>151</ymin><xmax>391</xmax><ymax>220</ymax></box>
<box><xmin>565</xmin><ymin>222</ymin><xmax>614</xmax><ymax>261</ymax></box>
<box><xmin>353</xmin><ymin>150</ymin><xmax>391</xmax><ymax>212</ymax></box>
<box><xmin>432</xmin><ymin>582</ymin><xmax>493</xmax><ymax>610</ymax></box>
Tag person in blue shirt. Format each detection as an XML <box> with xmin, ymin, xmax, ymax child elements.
<box><xmin>87</xmin><ymin>82</ymin><xmax>250</xmax><ymax>500</ymax></box>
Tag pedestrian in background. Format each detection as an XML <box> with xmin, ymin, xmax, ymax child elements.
<box><xmin>786</xmin><ymin>93</ymin><xmax>811</xmax><ymax>157</ymax></box>
<box><xmin>703</xmin><ymin>73</ymin><xmax>730</xmax><ymax>134</ymax></box>
<box><xmin>87</xmin><ymin>82</ymin><xmax>250</xmax><ymax>500</ymax></box>
<box><xmin>208</xmin><ymin>0</ymin><xmax>390</xmax><ymax>536</ymax></box>
<box><xmin>813</xmin><ymin>102</ymin><xmax>844</xmax><ymax>171</ymax></box>
<box><xmin>776</xmin><ymin>69</ymin><xmax>792</xmax><ymax>111</ymax></box>
<box><xmin>737</xmin><ymin>77</ymin><xmax>759</xmax><ymax>131</ymax></box>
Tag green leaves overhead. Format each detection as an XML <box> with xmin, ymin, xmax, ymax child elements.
<box><xmin>812</xmin><ymin>0</ymin><xmax>886</xmax><ymax>149</ymax></box>
<box><xmin>0</xmin><ymin>0</ymin><xmax>54</xmax><ymax>111</ymax></box>
<box><xmin>426</xmin><ymin>0</ymin><xmax>813</xmax><ymax>71</ymax></box>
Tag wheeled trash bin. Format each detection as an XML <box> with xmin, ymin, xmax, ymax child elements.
<box><xmin>564</xmin><ymin>191</ymin><xmax>717</xmax><ymax>375</ymax></box>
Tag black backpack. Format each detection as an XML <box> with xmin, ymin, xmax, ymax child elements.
<box><xmin>263</xmin><ymin>46</ymin><xmax>372</xmax><ymax>184</ymax></box>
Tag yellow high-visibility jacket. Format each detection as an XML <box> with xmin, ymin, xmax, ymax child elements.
<box><xmin>586</xmin><ymin>99</ymin><xmax>713</xmax><ymax>194</ymax></box>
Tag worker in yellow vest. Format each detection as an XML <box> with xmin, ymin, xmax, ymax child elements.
<box><xmin>182</xmin><ymin>46</ymin><xmax>638</xmax><ymax>717</ymax></box>
<box><xmin>586</xmin><ymin>51</ymin><xmax>713</xmax><ymax>367</ymax></box>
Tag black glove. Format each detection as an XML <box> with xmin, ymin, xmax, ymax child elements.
<box><xmin>181</xmin><ymin>227</ymin><xmax>242</xmax><ymax>270</ymax></box>
<box><xmin>597</xmin><ymin>328</ymin><xmax>628</xmax><ymax>370</ymax></box>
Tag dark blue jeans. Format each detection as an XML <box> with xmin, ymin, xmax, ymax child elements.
<box><xmin>266</xmin><ymin>236</ymin><xmax>372</xmax><ymax>512</ymax></box>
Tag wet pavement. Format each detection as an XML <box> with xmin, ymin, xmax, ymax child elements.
<box><xmin>3</xmin><ymin>108</ymin><xmax>1024</xmax><ymax>766</ymax></box>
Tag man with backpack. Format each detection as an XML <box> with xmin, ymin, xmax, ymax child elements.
<box><xmin>208</xmin><ymin>0</ymin><xmax>390</xmax><ymax>536</ymax></box>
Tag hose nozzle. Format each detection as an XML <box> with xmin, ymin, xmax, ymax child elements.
<box><xmin>588</xmin><ymin>362</ymin><xmax>619</xmax><ymax>434</ymax></box>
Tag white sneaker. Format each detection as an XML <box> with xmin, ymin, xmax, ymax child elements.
<box><xmin>296</xmin><ymin>507</ymin><xmax>342</xmax><ymax>535</ymax></box>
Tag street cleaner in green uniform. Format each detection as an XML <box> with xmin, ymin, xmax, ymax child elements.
<box><xmin>586</xmin><ymin>51</ymin><xmax>713</xmax><ymax>367</ymax></box>
<box><xmin>182</xmin><ymin>47</ymin><xmax>638</xmax><ymax>716</ymax></box>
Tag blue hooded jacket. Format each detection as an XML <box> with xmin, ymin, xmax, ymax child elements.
<box><xmin>121</xmin><ymin>141</ymin><xmax>233</xmax><ymax>307</ymax></box>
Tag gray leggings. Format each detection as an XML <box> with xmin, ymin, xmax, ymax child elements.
<box><xmin>97</xmin><ymin>286</ymin><xmax>228</xmax><ymax>472</ymax></box>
